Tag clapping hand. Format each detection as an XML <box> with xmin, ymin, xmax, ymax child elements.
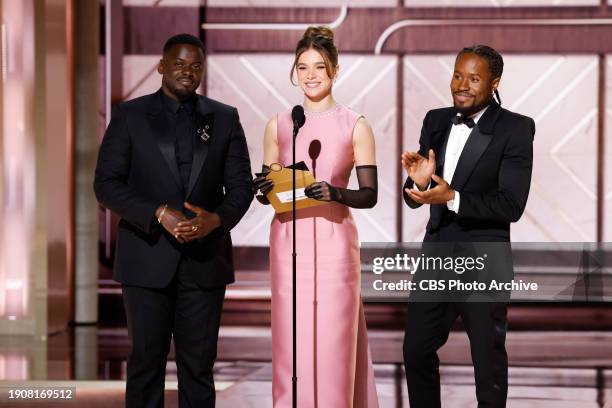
<box><xmin>405</xmin><ymin>174</ymin><xmax>455</xmax><ymax>205</ymax></box>
<box><xmin>401</xmin><ymin>149</ymin><xmax>436</xmax><ymax>191</ymax></box>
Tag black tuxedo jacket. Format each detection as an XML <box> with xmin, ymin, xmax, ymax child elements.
<box><xmin>94</xmin><ymin>90</ymin><xmax>253</xmax><ymax>288</ymax></box>
<box><xmin>403</xmin><ymin>101</ymin><xmax>535</xmax><ymax>242</ymax></box>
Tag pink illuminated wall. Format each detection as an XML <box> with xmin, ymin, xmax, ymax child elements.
<box><xmin>402</xmin><ymin>55</ymin><xmax>599</xmax><ymax>243</ymax></box>
<box><xmin>117</xmin><ymin>54</ymin><xmax>399</xmax><ymax>245</ymax></box>
<box><xmin>206</xmin><ymin>54</ymin><xmax>398</xmax><ymax>245</ymax></box>
<box><xmin>108</xmin><ymin>1</ymin><xmax>612</xmax><ymax>246</ymax></box>
<box><xmin>204</xmin><ymin>53</ymin><xmax>602</xmax><ymax>244</ymax></box>
<box><xmin>119</xmin><ymin>51</ymin><xmax>606</xmax><ymax>244</ymax></box>
<box><xmin>0</xmin><ymin>354</ymin><xmax>28</xmax><ymax>380</ymax></box>
<box><xmin>404</xmin><ymin>0</ymin><xmax>598</xmax><ymax>5</ymax></box>
<box><xmin>0</xmin><ymin>0</ymin><xmax>34</xmax><ymax>321</ymax></box>
<box><xmin>124</xmin><ymin>0</ymin><xmax>597</xmax><ymax>6</ymax></box>
<box><xmin>124</xmin><ymin>0</ymin><xmax>395</xmax><ymax>6</ymax></box>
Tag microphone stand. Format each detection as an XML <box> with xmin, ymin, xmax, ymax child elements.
<box><xmin>289</xmin><ymin>105</ymin><xmax>304</xmax><ymax>408</ymax></box>
<box><xmin>292</xmin><ymin>120</ymin><xmax>298</xmax><ymax>408</ymax></box>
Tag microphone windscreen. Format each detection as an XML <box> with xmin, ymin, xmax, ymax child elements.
<box><xmin>308</xmin><ymin>139</ymin><xmax>321</xmax><ymax>161</ymax></box>
<box><xmin>291</xmin><ymin>105</ymin><xmax>306</xmax><ymax>129</ymax></box>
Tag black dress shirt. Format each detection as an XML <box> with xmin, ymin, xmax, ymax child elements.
<box><xmin>161</xmin><ymin>91</ymin><xmax>197</xmax><ymax>193</ymax></box>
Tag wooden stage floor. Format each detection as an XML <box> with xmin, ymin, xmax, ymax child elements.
<box><xmin>2</xmin><ymin>327</ymin><xmax>612</xmax><ymax>407</ymax></box>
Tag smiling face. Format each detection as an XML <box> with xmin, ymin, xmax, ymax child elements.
<box><xmin>296</xmin><ymin>48</ymin><xmax>337</xmax><ymax>102</ymax></box>
<box><xmin>450</xmin><ymin>52</ymin><xmax>500</xmax><ymax>116</ymax></box>
<box><xmin>158</xmin><ymin>43</ymin><xmax>204</xmax><ymax>101</ymax></box>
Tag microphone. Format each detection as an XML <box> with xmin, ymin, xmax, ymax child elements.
<box><xmin>308</xmin><ymin>139</ymin><xmax>321</xmax><ymax>161</ymax></box>
<box><xmin>291</xmin><ymin>105</ymin><xmax>306</xmax><ymax>132</ymax></box>
<box><xmin>308</xmin><ymin>139</ymin><xmax>321</xmax><ymax>178</ymax></box>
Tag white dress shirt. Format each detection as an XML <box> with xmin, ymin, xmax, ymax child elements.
<box><xmin>444</xmin><ymin>106</ymin><xmax>488</xmax><ymax>213</ymax></box>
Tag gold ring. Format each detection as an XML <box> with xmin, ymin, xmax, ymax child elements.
<box><xmin>192</xmin><ymin>225</ymin><xmax>199</xmax><ymax>232</ymax></box>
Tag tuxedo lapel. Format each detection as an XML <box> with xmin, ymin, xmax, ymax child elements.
<box><xmin>450</xmin><ymin>101</ymin><xmax>502</xmax><ymax>191</ymax></box>
<box><xmin>148</xmin><ymin>91</ymin><xmax>183</xmax><ymax>190</ymax></box>
<box><xmin>429</xmin><ymin>125</ymin><xmax>452</xmax><ymax>231</ymax></box>
<box><xmin>449</xmin><ymin>126</ymin><xmax>492</xmax><ymax>191</ymax></box>
<box><xmin>185</xmin><ymin>97</ymin><xmax>213</xmax><ymax>198</ymax></box>
<box><xmin>431</xmin><ymin>109</ymin><xmax>456</xmax><ymax>180</ymax></box>
<box><xmin>427</xmin><ymin>110</ymin><xmax>455</xmax><ymax>232</ymax></box>
<box><xmin>435</xmin><ymin>125</ymin><xmax>451</xmax><ymax>177</ymax></box>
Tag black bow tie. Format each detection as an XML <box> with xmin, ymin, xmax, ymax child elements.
<box><xmin>451</xmin><ymin>115</ymin><xmax>475</xmax><ymax>128</ymax></box>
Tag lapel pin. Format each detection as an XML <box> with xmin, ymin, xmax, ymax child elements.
<box><xmin>197</xmin><ymin>126</ymin><xmax>211</xmax><ymax>142</ymax></box>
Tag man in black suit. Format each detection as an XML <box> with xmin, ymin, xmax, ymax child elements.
<box><xmin>401</xmin><ymin>45</ymin><xmax>535</xmax><ymax>407</ymax></box>
<box><xmin>94</xmin><ymin>34</ymin><xmax>253</xmax><ymax>407</ymax></box>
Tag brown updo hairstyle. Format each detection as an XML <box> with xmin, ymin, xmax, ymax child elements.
<box><xmin>290</xmin><ymin>26</ymin><xmax>338</xmax><ymax>85</ymax></box>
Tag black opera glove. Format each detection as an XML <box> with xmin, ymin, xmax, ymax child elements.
<box><xmin>253</xmin><ymin>164</ymin><xmax>274</xmax><ymax>205</ymax></box>
<box><xmin>304</xmin><ymin>181</ymin><xmax>340</xmax><ymax>202</ymax></box>
<box><xmin>305</xmin><ymin>165</ymin><xmax>378</xmax><ymax>209</ymax></box>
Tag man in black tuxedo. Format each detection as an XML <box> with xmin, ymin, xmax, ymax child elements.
<box><xmin>94</xmin><ymin>34</ymin><xmax>253</xmax><ymax>407</ymax></box>
<box><xmin>401</xmin><ymin>45</ymin><xmax>535</xmax><ymax>407</ymax></box>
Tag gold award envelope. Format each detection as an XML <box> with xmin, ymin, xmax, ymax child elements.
<box><xmin>265</xmin><ymin>163</ymin><xmax>326</xmax><ymax>213</ymax></box>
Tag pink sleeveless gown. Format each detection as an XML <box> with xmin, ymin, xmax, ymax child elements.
<box><xmin>269</xmin><ymin>105</ymin><xmax>379</xmax><ymax>407</ymax></box>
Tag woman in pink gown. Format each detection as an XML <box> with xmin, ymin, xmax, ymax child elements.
<box><xmin>253</xmin><ymin>26</ymin><xmax>379</xmax><ymax>407</ymax></box>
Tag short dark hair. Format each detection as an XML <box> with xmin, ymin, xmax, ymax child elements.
<box><xmin>458</xmin><ymin>44</ymin><xmax>504</xmax><ymax>104</ymax></box>
<box><xmin>163</xmin><ymin>33</ymin><xmax>205</xmax><ymax>55</ymax></box>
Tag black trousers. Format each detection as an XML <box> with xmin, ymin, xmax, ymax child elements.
<box><xmin>403</xmin><ymin>302</ymin><xmax>508</xmax><ymax>408</ymax></box>
<box><xmin>122</xmin><ymin>263</ymin><xmax>226</xmax><ymax>408</ymax></box>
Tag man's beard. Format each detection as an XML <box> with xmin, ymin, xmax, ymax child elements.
<box><xmin>454</xmin><ymin>103</ymin><xmax>473</xmax><ymax>115</ymax></box>
<box><xmin>454</xmin><ymin>105</ymin><xmax>480</xmax><ymax>118</ymax></box>
<box><xmin>454</xmin><ymin>97</ymin><xmax>491</xmax><ymax>116</ymax></box>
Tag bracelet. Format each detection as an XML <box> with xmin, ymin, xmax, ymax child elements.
<box><xmin>157</xmin><ymin>204</ymin><xmax>168</xmax><ymax>224</ymax></box>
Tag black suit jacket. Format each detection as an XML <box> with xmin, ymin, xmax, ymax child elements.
<box><xmin>94</xmin><ymin>90</ymin><xmax>253</xmax><ymax>288</ymax></box>
<box><xmin>403</xmin><ymin>101</ymin><xmax>535</xmax><ymax>242</ymax></box>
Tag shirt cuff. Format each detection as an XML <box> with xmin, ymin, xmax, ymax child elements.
<box><xmin>447</xmin><ymin>190</ymin><xmax>460</xmax><ymax>213</ymax></box>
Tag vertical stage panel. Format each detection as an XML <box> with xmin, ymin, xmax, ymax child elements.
<box><xmin>0</xmin><ymin>0</ymin><xmax>48</xmax><ymax>339</ymax></box>
<box><xmin>604</xmin><ymin>55</ymin><xmax>612</xmax><ymax>242</ymax></box>
<box><xmin>0</xmin><ymin>0</ymin><xmax>68</xmax><ymax>381</ymax></box>
<box><xmin>44</xmin><ymin>0</ymin><xmax>72</xmax><ymax>334</ymax></box>
<box><xmin>73</xmin><ymin>0</ymin><xmax>99</xmax><ymax>325</ymax></box>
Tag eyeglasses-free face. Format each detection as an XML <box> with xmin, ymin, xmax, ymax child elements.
<box><xmin>158</xmin><ymin>43</ymin><xmax>204</xmax><ymax>101</ymax></box>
